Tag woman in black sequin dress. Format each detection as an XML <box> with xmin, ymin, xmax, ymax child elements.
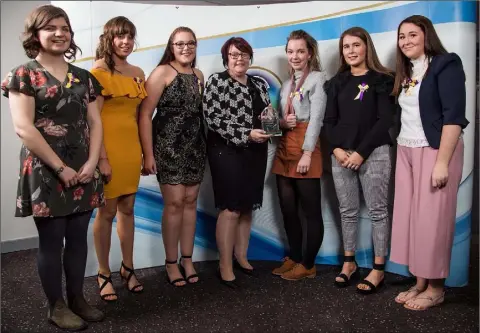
<box><xmin>139</xmin><ymin>27</ymin><xmax>206</xmax><ymax>287</ymax></box>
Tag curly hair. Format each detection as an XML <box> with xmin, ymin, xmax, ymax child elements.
<box><xmin>22</xmin><ymin>4</ymin><xmax>81</xmax><ymax>61</ymax></box>
<box><xmin>95</xmin><ymin>16</ymin><xmax>137</xmax><ymax>73</ymax></box>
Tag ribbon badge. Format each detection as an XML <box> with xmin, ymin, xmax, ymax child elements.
<box><xmin>402</xmin><ymin>78</ymin><xmax>419</xmax><ymax>96</ymax></box>
<box><xmin>65</xmin><ymin>73</ymin><xmax>80</xmax><ymax>89</ymax></box>
<box><xmin>354</xmin><ymin>83</ymin><xmax>369</xmax><ymax>101</ymax></box>
<box><xmin>289</xmin><ymin>87</ymin><xmax>305</xmax><ymax>102</ymax></box>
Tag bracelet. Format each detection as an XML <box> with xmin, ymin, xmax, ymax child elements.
<box><xmin>55</xmin><ymin>164</ymin><xmax>66</xmax><ymax>176</ymax></box>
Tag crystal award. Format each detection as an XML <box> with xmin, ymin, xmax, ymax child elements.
<box><xmin>260</xmin><ymin>104</ymin><xmax>282</xmax><ymax>136</ymax></box>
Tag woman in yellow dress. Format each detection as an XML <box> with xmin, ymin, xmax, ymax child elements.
<box><xmin>90</xmin><ymin>17</ymin><xmax>147</xmax><ymax>302</ymax></box>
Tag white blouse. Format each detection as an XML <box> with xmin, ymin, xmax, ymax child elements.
<box><xmin>397</xmin><ymin>54</ymin><xmax>430</xmax><ymax>148</ymax></box>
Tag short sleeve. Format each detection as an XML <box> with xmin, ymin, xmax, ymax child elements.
<box><xmin>1</xmin><ymin>65</ymin><xmax>35</xmax><ymax>98</ymax></box>
<box><xmin>86</xmin><ymin>72</ymin><xmax>103</xmax><ymax>103</ymax></box>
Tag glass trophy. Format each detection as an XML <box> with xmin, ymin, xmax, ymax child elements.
<box><xmin>260</xmin><ymin>104</ymin><xmax>282</xmax><ymax>136</ymax></box>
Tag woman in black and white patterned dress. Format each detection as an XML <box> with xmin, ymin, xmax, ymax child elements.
<box><xmin>139</xmin><ymin>27</ymin><xmax>206</xmax><ymax>287</ymax></box>
<box><xmin>203</xmin><ymin>37</ymin><xmax>271</xmax><ymax>288</ymax></box>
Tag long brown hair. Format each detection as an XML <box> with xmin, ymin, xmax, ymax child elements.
<box><xmin>158</xmin><ymin>27</ymin><xmax>197</xmax><ymax>67</ymax></box>
<box><xmin>95</xmin><ymin>16</ymin><xmax>137</xmax><ymax>73</ymax></box>
<box><xmin>22</xmin><ymin>4</ymin><xmax>81</xmax><ymax>61</ymax></box>
<box><xmin>337</xmin><ymin>27</ymin><xmax>392</xmax><ymax>77</ymax></box>
<box><xmin>392</xmin><ymin>15</ymin><xmax>448</xmax><ymax>96</ymax></box>
<box><xmin>285</xmin><ymin>30</ymin><xmax>322</xmax><ymax>74</ymax></box>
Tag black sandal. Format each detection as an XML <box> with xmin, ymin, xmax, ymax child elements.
<box><xmin>119</xmin><ymin>261</ymin><xmax>143</xmax><ymax>293</ymax></box>
<box><xmin>356</xmin><ymin>263</ymin><xmax>385</xmax><ymax>295</ymax></box>
<box><xmin>97</xmin><ymin>272</ymin><xmax>118</xmax><ymax>302</ymax></box>
<box><xmin>165</xmin><ymin>259</ymin><xmax>186</xmax><ymax>287</ymax></box>
<box><xmin>334</xmin><ymin>255</ymin><xmax>360</xmax><ymax>288</ymax></box>
<box><xmin>179</xmin><ymin>255</ymin><xmax>199</xmax><ymax>284</ymax></box>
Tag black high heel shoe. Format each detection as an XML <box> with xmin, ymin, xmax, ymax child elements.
<box><xmin>178</xmin><ymin>255</ymin><xmax>199</xmax><ymax>284</ymax></box>
<box><xmin>120</xmin><ymin>261</ymin><xmax>143</xmax><ymax>294</ymax></box>
<box><xmin>165</xmin><ymin>259</ymin><xmax>186</xmax><ymax>287</ymax></box>
<box><xmin>334</xmin><ymin>255</ymin><xmax>360</xmax><ymax>288</ymax></box>
<box><xmin>356</xmin><ymin>263</ymin><xmax>385</xmax><ymax>295</ymax></box>
<box><xmin>97</xmin><ymin>272</ymin><xmax>118</xmax><ymax>302</ymax></box>
<box><xmin>233</xmin><ymin>259</ymin><xmax>259</xmax><ymax>277</ymax></box>
<box><xmin>217</xmin><ymin>268</ymin><xmax>239</xmax><ymax>289</ymax></box>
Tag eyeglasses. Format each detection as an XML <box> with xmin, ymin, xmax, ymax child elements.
<box><xmin>229</xmin><ymin>52</ymin><xmax>251</xmax><ymax>60</ymax></box>
<box><xmin>173</xmin><ymin>41</ymin><xmax>197</xmax><ymax>49</ymax></box>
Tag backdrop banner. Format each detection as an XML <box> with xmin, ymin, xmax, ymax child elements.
<box><xmin>55</xmin><ymin>0</ymin><xmax>476</xmax><ymax>287</ymax></box>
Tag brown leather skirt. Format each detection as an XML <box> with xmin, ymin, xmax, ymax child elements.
<box><xmin>271</xmin><ymin>122</ymin><xmax>323</xmax><ymax>178</ymax></box>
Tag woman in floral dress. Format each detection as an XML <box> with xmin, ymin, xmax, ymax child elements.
<box><xmin>1</xmin><ymin>5</ymin><xmax>105</xmax><ymax>331</ymax></box>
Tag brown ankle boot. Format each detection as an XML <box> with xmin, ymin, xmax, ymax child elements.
<box><xmin>281</xmin><ymin>263</ymin><xmax>316</xmax><ymax>281</ymax></box>
<box><xmin>69</xmin><ymin>296</ymin><xmax>105</xmax><ymax>322</ymax></box>
<box><xmin>48</xmin><ymin>299</ymin><xmax>88</xmax><ymax>331</ymax></box>
<box><xmin>272</xmin><ymin>257</ymin><xmax>296</xmax><ymax>276</ymax></box>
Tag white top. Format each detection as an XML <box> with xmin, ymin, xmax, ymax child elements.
<box><xmin>397</xmin><ymin>54</ymin><xmax>430</xmax><ymax>148</ymax></box>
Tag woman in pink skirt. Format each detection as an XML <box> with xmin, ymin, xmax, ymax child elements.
<box><xmin>390</xmin><ymin>15</ymin><xmax>469</xmax><ymax>311</ymax></box>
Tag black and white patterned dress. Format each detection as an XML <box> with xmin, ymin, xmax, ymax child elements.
<box><xmin>152</xmin><ymin>65</ymin><xmax>206</xmax><ymax>185</ymax></box>
<box><xmin>203</xmin><ymin>70</ymin><xmax>270</xmax><ymax>212</ymax></box>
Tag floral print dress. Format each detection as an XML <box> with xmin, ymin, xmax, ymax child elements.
<box><xmin>1</xmin><ymin>60</ymin><xmax>105</xmax><ymax>218</ymax></box>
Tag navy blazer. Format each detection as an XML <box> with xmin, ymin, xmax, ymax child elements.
<box><xmin>396</xmin><ymin>53</ymin><xmax>469</xmax><ymax>149</ymax></box>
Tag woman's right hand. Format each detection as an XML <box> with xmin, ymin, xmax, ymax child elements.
<box><xmin>333</xmin><ymin>148</ymin><xmax>350</xmax><ymax>166</ymax></box>
<box><xmin>142</xmin><ymin>155</ymin><xmax>157</xmax><ymax>175</ymax></box>
<box><xmin>59</xmin><ymin>166</ymin><xmax>79</xmax><ymax>188</ymax></box>
<box><xmin>249</xmin><ymin>129</ymin><xmax>271</xmax><ymax>143</ymax></box>
<box><xmin>98</xmin><ymin>158</ymin><xmax>112</xmax><ymax>184</ymax></box>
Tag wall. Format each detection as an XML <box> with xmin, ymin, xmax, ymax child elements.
<box><xmin>1</xmin><ymin>1</ymin><xmax>49</xmax><ymax>252</ymax></box>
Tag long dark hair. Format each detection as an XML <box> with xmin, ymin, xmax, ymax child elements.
<box><xmin>22</xmin><ymin>5</ymin><xmax>81</xmax><ymax>61</ymax></box>
<box><xmin>393</xmin><ymin>15</ymin><xmax>448</xmax><ymax>96</ymax></box>
<box><xmin>158</xmin><ymin>27</ymin><xmax>197</xmax><ymax>67</ymax></box>
<box><xmin>285</xmin><ymin>30</ymin><xmax>322</xmax><ymax>74</ymax></box>
<box><xmin>337</xmin><ymin>27</ymin><xmax>392</xmax><ymax>77</ymax></box>
<box><xmin>95</xmin><ymin>16</ymin><xmax>137</xmax><ymax>73</ymax></box>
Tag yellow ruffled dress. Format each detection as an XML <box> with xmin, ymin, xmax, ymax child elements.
<box><xmin>90</xmin><ymin>68</ymin><xmax>147</xmax><ymax>199</ymax></box>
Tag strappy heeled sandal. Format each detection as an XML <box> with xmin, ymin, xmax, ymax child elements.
<box><xmin>119</xmin><ymin>261</ymin><xmax>143</xmax><ymax>293</ymax></box>
<box><xmin>165</xmin><ymin>259</ymin><xmax>186</xmax><ymax>287</ymax></box>
<box><xmin>178</xmin><ymin>255</ymin><xmax>199</xmax><ymax>284</ymax></box>
<box><xmin>97</xmin><ymin>272</ymin><xmax>118</xmax><ymax>302</ymax></box>
<box><xmin>356</xmin><ymin>262</ymin><xmax>385</xmax><ymax>295</ymax></box>
<box><xmin>334</xmin><ymin>255</ymin><xmax>360</xmax><ymax>288</ymax></box>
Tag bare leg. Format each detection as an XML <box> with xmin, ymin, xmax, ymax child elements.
<box><xmin>395</xmin><ymin>276</ymin><xmax>428</xmax><ymax>303</ymax></box>
<box><xmin>335</xmin><ymin>250</ymin><xmax>357</xmax><ymax>283</ymax></box>
<box><xmin>357</xmin><ymin>256</ymin><xmax>385</xmax><ymax>290</ymax></box>
<box><xmin>180</xmin><ymin>184</ymin><xmax>201</xmax><ymax>283</ymax></box>
<box><xmin>161</xmin><ymin>184</ymin><xmax>186</xmax><ymax>287</ymax></box>
<box><xmin>404</xmin><ymin>277</ymin><xmax>446</xmax><ymax>310</ymax></box>
<box><xmin>234</xmin><ymin>210</ymin><xmax>253</xmax><ymax>270</ymax></box>
<box><xmin>117</xmin><ymin>194</ymin><xmax>143</xmax><ymax>292</ymax></box>
<box><xmin>216</xmin><ymin>209</ymin><xmax>240</xmax><ymax>281</ymax></box>
<box><xmin>93</xmin><ymin>198</ymin><xmax>118</xmax><ymax>301</ymax></box>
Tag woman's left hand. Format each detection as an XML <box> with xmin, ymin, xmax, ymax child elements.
<box><xmin>297</xmin><ymin>153</ymin><xmax>312</xmax><ymax>174</ymax></box>
<box><xmin>77</xmin><ymin>160</ymin><xmax>97</xmax><ymax>184</ymax></box>
<box><xmin>431</xmin><ymin>162</ymin><xmax>449</xmax><ymax>188</ymax></box>
<box><xmin>343</xmin><ymin>152</ymin><xmax>364</xmax><ymax>170</ymax></box>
